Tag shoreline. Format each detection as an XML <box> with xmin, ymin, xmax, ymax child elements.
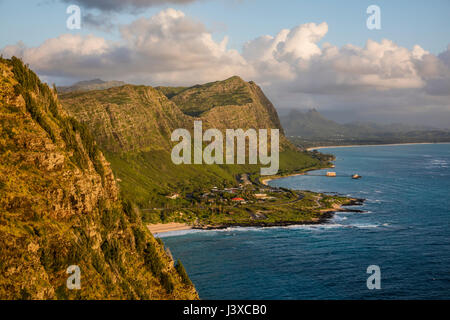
<box><xmin>191</xmin><ymin>199</ymin><xmax>365</xmax><ymax>231</ymax></box>
<box><xmin>261</xmin><ymin>172</ymin><xmax>305</xmax><ymax>186</ymax></box>
<box><xmin>153</xmin><ymin>145</ymin><xmax>375</xmax><ymax>235</ymax></box>
<box><xmin>147</xmin><ymin>222</ymin><xmax>192</xmax><ymax>235</ymax></box>
<box><xmin>306</xmin><ymin>141</ymin><xmax>450</xmax><ymax>151</ymax></box>
<box><xmin>261</xmin><ymin>141</ymin><xmax>450</xmax><ymax>187</ymax></box>
<box><xmin>149</xmin><ymin>142</ymin><xmax>442</xmax><ymax>235</ymax></box>
<box><xmin>148</xmin><ymin>197</ymin><xmax>365</xmax><ymax>235</ymax></box>
<box><xmin>260</xmin><ymin>164</ymin><xmax>334</xmax><ymax>186</ymax></box>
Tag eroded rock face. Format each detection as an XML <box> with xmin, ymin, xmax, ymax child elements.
<box><xmin>60</xmin><ymin>85</ymin><xmax>190</xmax><ymax>153</ymax></box>
<box><xmin>0</xmin><ymin>72</ymin><xmax>118</xmax><ymax>220</ymax></box>
<box><xmin>0</xmin><ymin>58</ymin><xmax>197</xmax><ymax>300</ymax></box>
<box><xmin>60</xmin><ymin>75</ymin><xmax>293</xmax><ymax>155</ymax></box>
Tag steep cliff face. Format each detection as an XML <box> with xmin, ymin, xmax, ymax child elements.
<box><xmin>168</xmin><ymin>76</ymin><xmax>285</xmax><ymax>135</ymax></box>
<box><xmin>60</xmin><ymin>85</ymin><xmax>190</xmax><ymax>153</ymax></box>
<box><xmin>0</xmin><ymin>57</ymin><xmax>197</xmax><ymax>300</ymax></box>
<box><xmin>61</xmin><ymin>76</ymin><xmax>290</xmax><ymax>153</ymax></box>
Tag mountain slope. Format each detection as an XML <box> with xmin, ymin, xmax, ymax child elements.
<box><xmin>60</xmin><ymin>85</ymin><xmax>190</xmax><ymax>153</ymax></box>
<box><xmin>163</xmin><ymin>76</ymin><xmax>290</xmax><ymax>149</ymax></box>
<box><xmin>0</xmin><ymin>57</ymin><xmax>197</xmax><ymax>300</ymax></box>
<box><xmin>166</xmin><ymin>76</ymin><xmax>284</xmax><ymax>135</ymax></box>
<box><xmin>59</xmin><ymin>77</ymin><xmax>320</xmax><ymax>208</ymax></box>
<box><xmin>280</xmin><ymin>109</ymin><xmax>343</xmax><ymax>139</ymax></box>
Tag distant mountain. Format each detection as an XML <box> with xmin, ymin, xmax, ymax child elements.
<box><xmin>57</xmin><ymin>79</ymin><xmax>126</xmax><ymax>93</ymax></box>
<box><xmin>280</xmin><ymin>109</ymin><xmax>345</xmax><ymax>139</ymax></box>
<box><xmin>0</xmin><ymin>57</ymin><xmax>197</xmax><ymax>299</ymax></box>
<box><xmin>281</xmin><ymin>109</ymin><xmax>435</xmax><ymax>138</ymax></box>
<box><xmin>280</xmin><ymin>109</ymin><xmax>450</xmax><ymax>147</ymax></box>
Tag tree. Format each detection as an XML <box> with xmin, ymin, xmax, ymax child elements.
<box><xmin>175</xmin><ymin>259</ymin><xmax>193</xmax><ymax>286</ymax></box>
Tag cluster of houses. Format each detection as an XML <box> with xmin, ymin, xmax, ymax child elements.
<box><xmin>164</xmin><ymin>173</ymin><xmax>287</xmax><ymax>206</ymax></box>
<box><xmin>166</xmin><ymin>184</ymin><xmax>282</xmax><ymax>205</ymax></box>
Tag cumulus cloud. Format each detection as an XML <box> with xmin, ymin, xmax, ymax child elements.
<box><xmin>2</xmin><ymin>9</ymin><xmax>248</xmax><ymax>85</ymax></box>
<box><xmin>2</xmin><ymin>9</ymin><xmax>449</xmax><ymax>126</ymax></box>
<box><xmin>243</xmin><ymin>23</ymin><xmax>433</xmax><ymax>92</ymax></box>
<box><xmin>240</xmin><ymin>22</ymin><xmax>449</xmax><ymax>127</ymax></box>
<box><xmin>83</xmin><ymin>12</ymin><xmax>116</xmax><ymax>32</ymax></box>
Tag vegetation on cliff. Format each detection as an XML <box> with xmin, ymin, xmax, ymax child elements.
<box><xmin>0</xmin><ymin>57</ymin><xmax>197</xmax><ymax>299</ymax></box>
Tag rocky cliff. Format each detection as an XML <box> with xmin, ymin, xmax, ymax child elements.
<box><xmin>60</xmin><ymin>85</ymin><xmax>190</xmax><ymax>153</ymax></box>
<box><xmin>0</xmin><ymin>57</ymin><xmax>197</xmax><ymax>299</ymax></box>
<box><xmin>61</xmin><ymin>76</ymin><xmax>290</xmax><ymax>153</ymax></box>
<box><xmin>167</xmin><ymin>76</ymin><xmax>288</xmax><ymax>145</ymax></box>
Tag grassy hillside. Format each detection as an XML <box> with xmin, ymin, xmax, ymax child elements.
<box><xmin>165</xmin><ymin>76</ymin><xmax>285</xmax><ymax>137</ymax></box>
<box><xmin>104</xmin><ymin>149</ymin><xmax>320</xmax><ymax>208</ymax></box>
<box><xmin>167</xmin><ymin>76</ymin><xmax>254</xmax><ymax>117</ymax></box>
<box><xmin>0</xmin><ymin>57</ymin><xmax>197</xmax><ymax>300</ymax></box>
<box><xmin>60</xmin><ymin>85</ymin><xmax>189</xmax><ymax>153</ymax></box>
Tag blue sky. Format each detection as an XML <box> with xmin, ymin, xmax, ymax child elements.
<box><xmin>1</xmin><ymin>0</ymin><xmax>449</xmax><ymax>54</ymax></box>
<box><xmin>1</xmin><ymin>0</ymin><xmax>449</xmax><ymax>127</ymax></box>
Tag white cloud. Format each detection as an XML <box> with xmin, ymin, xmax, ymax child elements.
<box><xmin>240</xmin><ymin>22</ymin><xmax>449</xmax><ymax>127</ymax></box>
<box><xmin>2</xmin><ymin>9</ymin><xmax>248</xmax><ymax>85</ymax></box>
<box><xmin>243</xmin><ymin>24</ymin><xmax>431</xmax><ymax>92</ymax></box>
<box><xmin>2</xmin><ymin>9</ymin><xmax>449</xmax><ymax>126</ymax></box>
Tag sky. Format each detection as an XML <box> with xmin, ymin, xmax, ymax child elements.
<box><xmin>1</xmin><ymin>0</ymin><xmax>449</xmax><ymax>127</ymax></box>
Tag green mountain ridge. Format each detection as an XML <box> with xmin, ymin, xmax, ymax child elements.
<box><xmin>59</xmin><ymin>76</ymin><xmax>319</xmax><ymax>209</ymax></box>
<box><xmin>0</xmin><ymin>57</ymin><xmax>197</xmax><ymax>299</ymax></box>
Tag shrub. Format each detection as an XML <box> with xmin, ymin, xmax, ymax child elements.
<box><xmin>143</xmin><ymin>242</ymin><xmax>163</xmax><ymax>276</ymax></box>
<box><xmin>122</xmin><ymin>198</ymin><xmax>138</xmax><ymax>222</ymax></box>
<box><xmin>175</xmin><ymin>260</ymin><xmax>193</xmax><ymax>286</ymax></box>
<box><xmin>101</xmin><ymin>239</ymin><xmax>120</xmax><ymax>265</ymax></box>
<box><xmin>159</xmin><ymin>272</ymin><xmax>174</xmax><ymax>294</ymax></box>
<box><xmin>132</xmin><ymin>227</ymin><xmax>146</xmax><ymax>253</ymax></box>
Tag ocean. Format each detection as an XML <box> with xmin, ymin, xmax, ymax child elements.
<box><xmin>161</xmin><ymin>143</ymin><xmax>450</xmax><ymax>299</ymax></box>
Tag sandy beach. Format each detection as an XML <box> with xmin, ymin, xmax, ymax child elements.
<box><xmin>147</xmin><ymin>222</ymin><xmax>192</xmax><ymax>234</ymax></box>
<box><xmin>261</xmin><ymin>172</ymin><xmax>306</xmax><ymax>186</ymax></box>
<box><xmin>306</xmin><ymin>142</ymin><xmax>447</xmax><ymax>151</ymax></box>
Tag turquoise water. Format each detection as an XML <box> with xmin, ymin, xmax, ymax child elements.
<box><xmin>161</xmin><ymin>144</ymin><xmax>450</xmax><ymax>299</ymax></box>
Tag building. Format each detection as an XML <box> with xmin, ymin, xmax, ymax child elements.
<box><xmin>254</xmin><ymin>193</ymin><xmax>268</xmax><ymax>199</ymax></box>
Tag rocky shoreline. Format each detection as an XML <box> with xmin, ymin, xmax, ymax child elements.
<box><xmin>192</xmin><ymin>198</ymin><xmax>365</xmax><ymax>230</ymax></box>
